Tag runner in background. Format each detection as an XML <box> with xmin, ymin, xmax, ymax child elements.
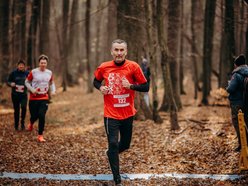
<box><xmin>25</xmin><ymin>54</ymin><xmax>56</xmax><ymax>142</ymax></box>
<box><xmin>7</xmin><ymin>59</ymin><xmax>29</xmax><ymax>130</ymax></box>
<box><xmin>141</xmin><ymin>56</ymin><xmax>151</xmax><ymax>107</ymax></box>
<box><xmin>93</xmin><ymin>39</ymin><xmax>149</xmax><ymax>186</ymax></box>
<box><xmin>226</xmin><ymin>54</ymin><xmax>248</xmax><ymax>151</ymax></box>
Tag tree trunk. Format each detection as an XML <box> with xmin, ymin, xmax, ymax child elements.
<box><xmin>218</xmin><ymin>0</ymin><xmax>235</xmax><ymax>89</ymax></box>
<box><xmin>40</xmin><ymin>0</ymin><xmax>50</xmax><ymax>55</ymax></box>
<box><xmin>160</xmin><ymin>0</ymin><xmax>182</xmax><ymax>111</ymax></box>
<box><xmin>234</xmin><ymin>0</ymin><xmax>246</xmax><ymax>54</ymax></box>
<box><xmin>246</xmin><ymin>23</ymin><xmax>248</xmax><ymax>59</ymax></box>
<box><xmin>201</xmin><ymin>0</ymin><xmax>217</xmax><ymax>105</ymax></box>
<box><xmin>0</xmin><ymin>1</ymin><xmax>10</xmax><ymax>83</ymax></box>
<box><xmin>107</xmin><ymin>0</ymin><xmax>117</xmax><ymax>59</ymax></box>
<box><xmin>191</xmin><ymin>0</ymin><xmax>200</xmax><ymax>99</ymax></box>
<box><xmin>145</xmin><ymin>0</ymin><xmax>162</xmax><ymax>123</ymax></box>
<box><xmin>246</xmin><ymin>3</ymin><xmax>248</xmax><ymax>59</ymax></box>
<box><xmin>117</xmin><ymin>0</ymin><xmax>153</xmax><ymax>121</ymax></box>
<box><xmin>85</xmin><ymin>0</ymin><xmax>93</xmax><ymax>93</ymax></box>
<box><xmin>20</xmin><ymin>1</ymin><xmax>26</xmax><ymax>60</ymax></box>
<box><xmin>168</xmin><ymin>0</ymin><xmax>182</xmax><ymax>109</ymax></box>
<box><xmin>61</xmin><ymin>0</ymin><xmax>70</xmax><ymax>91</ymax></box>
<box><xmin>27</xmin><ymin>0</ymin><xmax>40</xmax><ymax>69</ymax></box>
<box><xmin>179</xmin><ymin>0</ymin><xmax>186</xmax><ymax>95</ymax></box>
<box><xmin>218</xmin><ymin>0</ymin><xmax>224</xmax><ymax>88</ymax></box>
<box><xmin>67</xmin><ymin>0</ymin><xmax>78</xmax><ymax>85</ymax></box>
<box><xmin>12</xmin><ymin>0</ymin><xmax>26</xmax><ymax>62</ymax></box>
<box><xmin>94</xmin><ymin>0</ymin><xmax>104</xmax><ymax>71</ymax></box>
<box><xmin>157</xmin><ymin>0</ymin><xmax>179</xmax><ymax>129</ymax></box>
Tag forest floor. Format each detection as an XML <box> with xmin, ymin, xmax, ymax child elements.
<box><xmin>1</xmin><ymin>81</ymin><xmax>248</xmax><ymax>186</ymax></box>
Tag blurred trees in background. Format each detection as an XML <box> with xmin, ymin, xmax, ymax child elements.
<box><xmin>0</xmin><ymin>0</ymin><xmax>247</xmax><ymax>125</ymax></box>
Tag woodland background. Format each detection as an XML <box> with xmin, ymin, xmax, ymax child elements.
<box><xmin>0</xmin><ymin>0</ymin><xmax>248</xmax><ymax>128</ymax></box>
<box><xmin>1</xmin><ymin>1</ymin><xmax>248</xmax><ymax>185</ymax></box>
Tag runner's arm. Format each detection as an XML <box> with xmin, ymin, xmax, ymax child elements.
<box><xmin>130</xmin><ymin>82</ymin><xmax>149</xmax><ymax>92</ymax></box>
<box><xmin>25</xmin><ymin>79</ymin><xmax>36</xmax><ymax>93</ymax></box>
<box><xmin>93</xmin><ymin>78</ymin><xmax>102</xmax><ymax>90</ymax></box>
<box><xmin>7</xmin><ymin>72</ymin><xmax>15</xmax><ymax>87</ymax></box>
<box><xmin>49</xmin><ymin>82</ymin><xmax>56</xmax><ymax>94</ymax></box>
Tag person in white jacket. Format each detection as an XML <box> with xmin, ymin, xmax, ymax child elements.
<box><xmin>25</xmin><ymin>54</ymin><xmax>56</xmax><ymax>142</ymax></box>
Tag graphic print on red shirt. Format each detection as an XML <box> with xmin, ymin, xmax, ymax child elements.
<box><xmin>94</xmin><ymin>60</ymin><xmax>147</xmax><ymax>119</ymax></box>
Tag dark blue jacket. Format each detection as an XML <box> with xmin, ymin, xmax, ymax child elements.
<box><xmin>7</xmin><ymin>69</ymin><xmax>29</xmax><ymax>95</ymax></box>
<box><xmin>226</xmin><ymin>65</ymin><xmax>248</xmax><ymax>106</ymax></box>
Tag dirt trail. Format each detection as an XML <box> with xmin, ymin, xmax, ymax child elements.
<box><xmin>1</xmin><ymin>85</ymin><xmax>248</xmax><ymax>185</ymax></box>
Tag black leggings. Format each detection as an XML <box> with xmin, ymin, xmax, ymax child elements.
<box><xmin>29</xmin><ymin>100</ymin><xmax>48</xmax><ymax>135</ymax></box>
<box><xmin>11</xmin><ymin>94</ymin><xmax>27</xmax><ymax>129</ymax></box>
<box><xmin>104</xmin><ymin>116</ymin><xmax>133</xmax><ymax>181</ymax></box>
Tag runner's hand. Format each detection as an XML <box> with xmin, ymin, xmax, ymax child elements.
<box><xmin>122</xmin><ymin>78</ymin><xmax>131</xmax><ymax>89</ymax></box>
<box><xmin>10</xmin><ymin>82</ymin><xmax>16</xmax><ymax>87</ymax></box>
<box><xmin>99</xmin><ymin>86</ymin><xmax>109</xmax><ymax>95</ymax></box>
<box><xmin>32</xmin><ymin>88</ymin><xmax>38</xmax><ymax>95</ymax></box>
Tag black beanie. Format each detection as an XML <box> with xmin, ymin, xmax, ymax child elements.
<box><xmin>234</xmin><ymin>54</ymin><xmax>246</xmax><ymax>66</ymax></box>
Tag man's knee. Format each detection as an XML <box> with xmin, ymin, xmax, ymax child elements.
<box><xmin>109</xmin><ymin>141</ymin><xmax>119</xmax><ymax>152</ymax></box>
<box><xmin>119</xmin><ymin>142</ymin><xmax>131</xmax><ymax>153</ymax></box>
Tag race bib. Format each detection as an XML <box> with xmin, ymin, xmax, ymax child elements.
<box><xmin>113</xmin><ymin>94</ymin><xmax>130</xmax><ymax>107</ymax></box>
<box><xmin>37</xmin><ymin>82</ymin><xmax>49</xmax><ymax>94</ymax></box>
<box><xmin>15</xmin><ymin>85</ymin><xmax>24</xmax><ymax>93</ymax></box>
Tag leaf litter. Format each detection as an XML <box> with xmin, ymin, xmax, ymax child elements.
<box><xmin>0</xmin><ymin>86</ymin><xmax>248</xmax><ymax>185</ymax></box>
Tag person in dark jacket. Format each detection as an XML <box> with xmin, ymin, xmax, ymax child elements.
<box><xmin>141</xmin><ymin>56</ymin><xmax>151</xmax><ymax>106</ymax></box>
<box><xmin>226</xmin><ymin>54</ymin><xmax>248</xmax><ymax>152</ymax></box>
<box><xmin>7</xmin><ymin>59</ymin><xmax>29</xmax><ymax>130</ymax></box>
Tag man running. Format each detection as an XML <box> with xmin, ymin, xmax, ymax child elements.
<box><xmin>7</xmin><ymin>59</ymin><xmax>29</xmax><ymax>130</ymax></box>
<box><xmin>25</xmin><ymin>54</ymin><xmax>56</xmax><ymax>142</ymax></box>
<box><xmin>93</xmin><ymin>39</ymin><xmax>149</xmax><ymax>185</ymax></box>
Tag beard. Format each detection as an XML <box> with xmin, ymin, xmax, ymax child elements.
<box><xmin>114</xmin><ymin>56</ymin><xmax>125</xmax><ymax>63</ymax></box>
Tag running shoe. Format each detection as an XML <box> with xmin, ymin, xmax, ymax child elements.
<box><xmin>37</xmin><ymin>135</ymin><xmax>46</xmax><ymax>142</ymax></box>
<box><xmin>27</xmin><ymin>123</ymin><xmax>33</xmax><ymax>131</ymax></box>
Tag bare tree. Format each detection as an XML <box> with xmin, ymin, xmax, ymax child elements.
<box><xmin>67</xmin><ymin>0</ymin><xmax>79</xmax><ymax>85</ymax></box>
<box><xmin>117</xmin><ymin>0</ymin><xmax>153</xmax><ymax>121</ymax></box>
<box><xmin>168</xmin><ymin>0</ymin><xmax>182</xmax><ymax>109</ymax></box>
<box><xmin>107</xmin><ymin>0</ymin><xmax>117</xmax><ymax>60</ymax></box>
<box><xmin>27</xmin><ymin>0</ymin><xmax>40</xmax><ymax>69</ymax></box>
<box><xmin>12</xmin><ymin>0</ymin><xmax>27</xmax><ymax>62</ymax></box>
<box><xmin>40</xmin><ymin>0</ymin><xmax>50</xmax><ymax>55</ymax></box>
<box><xmin>179</xmin><ymin>0</ymin><xmax>186</xmax><ymax>95</ymax></box>
<box><xmin>61</xmin><ymin>0</ymin><xmax>70</xmax><ymax>91</ymax></box>
<box><xmin>85</xmin><ymin>0</ymin><xmax>93</xmax><ymax>93</ymax></box>
<box><xmin>234</xmin><ymin>0</ymin><xmax>246</xmax><ymax>54</ymax></box>
<box><xmin>201</xmin><ymin>0</ymin><xmax>217</xmax><ymax>105</ymax></box>
<box><xmin>157</xmin><ymin>0</ymin><xmax>179</xmax><ymax>129</ymax></box>
<box><xmin>218</xmin><ymin>0</ymin><xmax>235</xmax><ymax>89</ymax></box>
<box><xmin>246</xmin><ymin>20</ymin><xmax>248</xmax><ymax>59</ymax></box>
<box><xmin>94</xmin><ymin>0</ymin><xmax>104</xmax><ymax>71</ymax></box>
<box><xmin>0</xmin><ymin>1</ymin><xmax>10</xmax><ymax>83</ymax></box>
<box><xmin>145</xmin><ymin>0</ymin><xmax>162</xmax><ymax>123</ymax></box>
<box><xmin>191</xmin><ymin>0</ymin><xmax>200</xmax><ymax>99</ymax></box>
<box><xmin>246</xmin><ymin>0</ymin><xmax>248</xmax><ymax>58</ymax></box>
<box><xmin>160</xmin><ymin>0</ymin><xmax>182</xmax><ymax>111</ymax></box>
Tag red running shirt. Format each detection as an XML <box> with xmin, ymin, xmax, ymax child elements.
<box><xmin>94</xmin><ymin>60</ymin><xmax>147</xmax><ymax>119</ymax></box>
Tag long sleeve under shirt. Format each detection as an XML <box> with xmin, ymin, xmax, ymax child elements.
<box><xmin>93</xmin><ymin>59</ymin><xmax>149</xmax><ymax>119</ymax></box>
<box><xmin>93</xmin><ymin>78</ymin><xmax>149</xmax><ymax>92</ymax></box>
<box><xmin>93</xmin><ymin>60</ymin><xmax>149</xmax><ymax>92</ymax></box>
